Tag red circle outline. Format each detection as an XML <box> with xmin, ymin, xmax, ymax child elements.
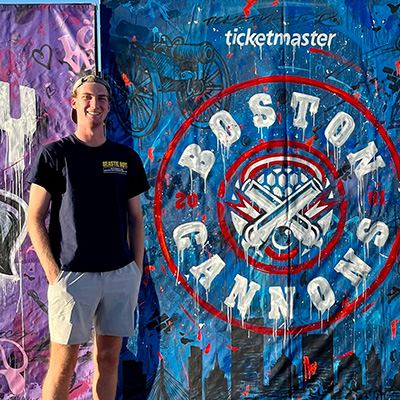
<box><xmin>154</xmin><ymin>76</ymin><xmax>400</xmax><ymax>335</ymax></box>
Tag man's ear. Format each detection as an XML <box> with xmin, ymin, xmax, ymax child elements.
<box><xmin>71</xmin><ymin>97</ymin><xmax>77</xmax><ymax>109</ymax></box>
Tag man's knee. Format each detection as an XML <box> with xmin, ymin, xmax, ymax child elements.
<box><xmin>95</xmin><ymin>347</ymin><xmax>120</xmax><ymax>370</ymax></box>
<box><xmin>94</xmin><ymin>336</ymin><xmax>122</xmax><ymax>371</ymax></box>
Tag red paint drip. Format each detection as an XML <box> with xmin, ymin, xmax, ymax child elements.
<box><xmin>395</xmin><ymin>59</ymin><xmax>400</xmax><ymax>76</ymax></box>
<box><xmin>197</xmin><ymin>330</ymin><xmax>202</xmax><ymax>340</ymax></box>
<box><xmin>181</xmin><ymin>360</ymin><xmax>190</xmax><ymax>390</ymax></box>
<box><xmin>158</xmin><ymin>351</ymin><xmax>163</xmax><ymax>360</ymax></box>
<box><xmin>243</xmin><ymin>384</ymin><xmax>250</xmax><ymax>396</ymax></box>
<box><xmin>391</xmin><ymin>319</ymin><xmax>400</xmax><ymax>339</ymax></box>
<box><xmin>305</xmin><ymin>135</ymin><xmax>315</xmax><ymax>150</ymax></box>
<box><xmin>227</xmin><ymin>53</ymin><xmax>234</xmax><ymax>58</ymax></box>
<box><xmin>132</xmin><ymin>35</ymin><xmax>137</xmax><ymax>42</ymax></box>
<box><xmin>202</xmin><ymin>215</ymin><xmax>207</xmax><ymax>223</ymax></box>
<box><xmin>165</xmin><ymin>174</ymin><xmax>170</xmax><ymax>186</ymax></box>
<box><xmin>205</xmin><ymin>343</ymin><xmax>211</xmax><ymax>354</ymax></box>
<box><xmin>334</xmin><ymin>350</ymin><xmax>354</xmax><ymax>360</ymax></box>
<box><xmin>354</xmin><ymin>92</ymin><xmax>360</xmax><ymax>99</ymax></box>
<box><xmin>243</xmin><ymin>0</ymin><xmax>258</xmax><ymax>17</ymax></box>
<box><xmin>277</xmin><ymin>111</ymin><xmax>282</xmax><ymax>124</ymax></box>
<box><xmin>160</xmin><ymin>264</ymin><xmax>167</xmax><ymax>275</ymax></box>
<box><xmin>148</xmin><ymin>147</ymin><xmax>154</xmax><ymax>162</ymax></box>
<box><xmin>272</xmin><ymin>0</ymin><xmax>279</xmax><ymax>4</ymax></box>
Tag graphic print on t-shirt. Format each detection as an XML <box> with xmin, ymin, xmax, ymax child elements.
<box><xmin>102</xmin><ymin>160</ymin><xmax>128</xmax><ymax>174</ymax></box>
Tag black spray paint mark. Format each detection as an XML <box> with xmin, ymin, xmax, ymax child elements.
<box><xmin>32</xmin><ymin>44</ymin><xmax>52</xmax><ymax>70</ymax></box>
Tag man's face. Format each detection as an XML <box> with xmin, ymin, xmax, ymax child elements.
<box><xmin>71</xmin><ymin>82</ymin><xmax>110</xmax><ymax>128</ymax></box>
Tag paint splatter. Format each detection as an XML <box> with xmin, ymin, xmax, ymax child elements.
<box><xmin>243</xmin><ymin>0</ymin><xmax>258</xmax><ymax>17</ymax></box>
<box><xmin>391</xmin><ymin>319</ymin><xmax>399</xmax><ymax>339</ymax></box>
<box><xmin>303</xmin><ymin>356</ymin><xmax>318</xmax><ymax>380</ymax></box>
<box><xmin>334</xmin><ymin>350</ymin><xmax>355</xmax><ymax>360</ymax></box>
<box><xmin>205</xmin><ymin>343</ymin><xmax>211</xmax><ymax>354</ymax></box>
<box><xmin>148</xmin><ymin>147</ymin><xmax>154</xmax><ymax>162</ymax></box>
<box><xmin>121</xmin><ymin>73</ymin><xmax>132</xmax><ymax>87</ymax></box>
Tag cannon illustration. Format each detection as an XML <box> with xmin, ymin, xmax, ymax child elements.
<box><xmin>109</xmin><ymin>35</ymin><xmax>231</xmax><ymax>138</ymax></box>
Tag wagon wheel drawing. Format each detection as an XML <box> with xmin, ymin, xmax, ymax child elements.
<box><xmin>111</xmin><ymin>44</ymin><xmax>161</xmax><ymax>138</ymax></box>
<box><xmin>176</xmin><ymin>50</ymin><xmax>231</xmax><ymax>129</ymax></box>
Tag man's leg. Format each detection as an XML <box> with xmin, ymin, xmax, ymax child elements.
<box><xmin>92</xmin><ymin>334</ymin><xmax>123</xmax><ymax>400</ymax></box>
<box><xmin>42</xmin><ymin>342</ymin><xmax>80</xmax><ymax>400</ymax></box>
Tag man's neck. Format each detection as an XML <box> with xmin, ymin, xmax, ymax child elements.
<box><xmin>74</xmin><ymin>126</ymin><xmax>106</xmax><ymax>147</ymax></box>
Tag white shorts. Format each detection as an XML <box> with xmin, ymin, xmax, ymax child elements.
<box><xmin>47</xmin><ymin>261</ymin><xmax>142</xmax><ymax>345</ymax></box>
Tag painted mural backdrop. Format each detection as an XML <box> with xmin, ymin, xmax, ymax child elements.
<box><xmin>0</xmin><ymin>4</ymin><xmax>96</xmax><ymax>399</ymax></box>
<box><xmin>101</xmin><ymin>0</ymin><xmax>400</xmax><ymax>399</ymax></box>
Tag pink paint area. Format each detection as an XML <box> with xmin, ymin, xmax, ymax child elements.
<box><xmin>0</xmin><ymin>339</ymin><xmax>28</xmax><ymax>395</ymax></box>
<box><xmin>69</xmin><ymin>376</ymin><xmax>93</xmax><ymax>399</ymax></box>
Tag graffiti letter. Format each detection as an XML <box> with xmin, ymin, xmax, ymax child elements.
<box><xmin>178</xmin><ymin>144</ymin><xmax>215</xmax><ymax>182</ymax></box>
<box><xmin>307</xmin><ymin>277</ymin><xmax>335</xmax><ymax>315</ymax></box>
<box><xmin>173</xmin><ymin>222</ymin><xmax>208</xmax><ymax>254</ymax></box>
<box><xmin>324</xmin><ymin>111</ymin><xmax>355</xmax><ymax>147</ymax></box>
<box><xmin>291</xmin><ymin>92</ymin><xmax>320</xmax><ymax>130</ymax></box>
<box><xmin>224</xmin><ymin>274</ymin><xmax>260</xmax><ymax>320</ymax></box>
<box><xmin>334</xmin><ymin>248</ymin><xmax>372</xmax><ymax>288</ymax></box>
<box><xmin>357</xmin><ymin>218</ymin><xmax>389</xmax><ymax>248</ymax></box>
<box><xmin>0</xmin><ymin>190</ymin><xmax>28</xmax><ymax>278</ymax></box>
<box><xmin>346</xmin><ymin>142</ymin><xmax>385</xmax><ymax>180</ymax></box>
<box><xmin>0</xmin><ymin>82</ymin><xmax>36</xmax><ymax>172</ymax></box>
<box><xmin>0</xmin><ymin>339</ymin><xmax>28</xmax><ymax>395</ymax></box>
<box><xmin>249</xmin><ymin>93</ymin><xmax>276</xmax><ymax>128</ymax></box>
<box><xmin>58</xmin><ymin>34</ymin><xmax>94</xmax><ymax>73</ymax></box>
<box><xmin>189</xmin><ymin>254</ymin><xmax>225</xmax><ymax>291</ymax></box>
<box><xmin>268</xmin><ymin>286</ymin><xmax>296</xmax><ymax>321</ymax></box>
<box><xmin>209</xmin><ymin>110</ymin><xmax>241</xmax><ymax>150</ymax></box>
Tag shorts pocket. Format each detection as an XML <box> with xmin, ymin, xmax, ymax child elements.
<box><xmin>49</xmin><ymin>269</ymin><xmax>65</xmax><ymax>286</ymax></box>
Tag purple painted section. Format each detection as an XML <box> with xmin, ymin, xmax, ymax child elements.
<box><xmin>0</xmin><ymin>5</ymin><xmax>95</xmax><ymax>399</ymax></box>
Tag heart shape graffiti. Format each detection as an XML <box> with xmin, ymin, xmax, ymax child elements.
<box><xmin>32</xmin><ymin>44</ymin><xmax>52</xmax><ymax>70</ymax></box>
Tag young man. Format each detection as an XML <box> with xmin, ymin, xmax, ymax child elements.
<box><xmin>27</xmin><ymin>75</ymin><xmax>150</xmax><ymax>400</ymax></box>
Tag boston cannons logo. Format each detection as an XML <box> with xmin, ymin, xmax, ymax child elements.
<box><xmin>155</xmin><ymin>76</ymin><xmax>400</xmax><ymax>335</ymax></box>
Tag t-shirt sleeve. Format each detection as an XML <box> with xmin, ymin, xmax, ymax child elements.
<box><xmin>127</xmin><ymin>151</ymin><xmax>150</xmax><ymax>198</ymax></box>
<box><xmin>27</xmin><ymin>146</ymin><xmax>65</xmax><ymax>195</ymax></box>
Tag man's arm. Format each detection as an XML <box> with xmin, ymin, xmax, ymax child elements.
<box><xmin>127</xmin><ymin>195</ymin><xmax>145</xmax><ymax>274</ymax></box>
<box><xmin>27</xmin><ymin>183</ymin><xmax>60</xmax><ymax>285</ymax></box>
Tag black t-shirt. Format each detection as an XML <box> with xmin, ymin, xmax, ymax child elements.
<box><xmin>28</xmin><ymin>134</ymin><xmax>150</xmax><ymax>272</ymax></box>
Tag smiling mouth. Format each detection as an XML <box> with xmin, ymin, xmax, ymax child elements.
<box><xmin>87</xmin><ymin>111</ymin><xmax>101</xmax><ymax>116</ymax></box>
